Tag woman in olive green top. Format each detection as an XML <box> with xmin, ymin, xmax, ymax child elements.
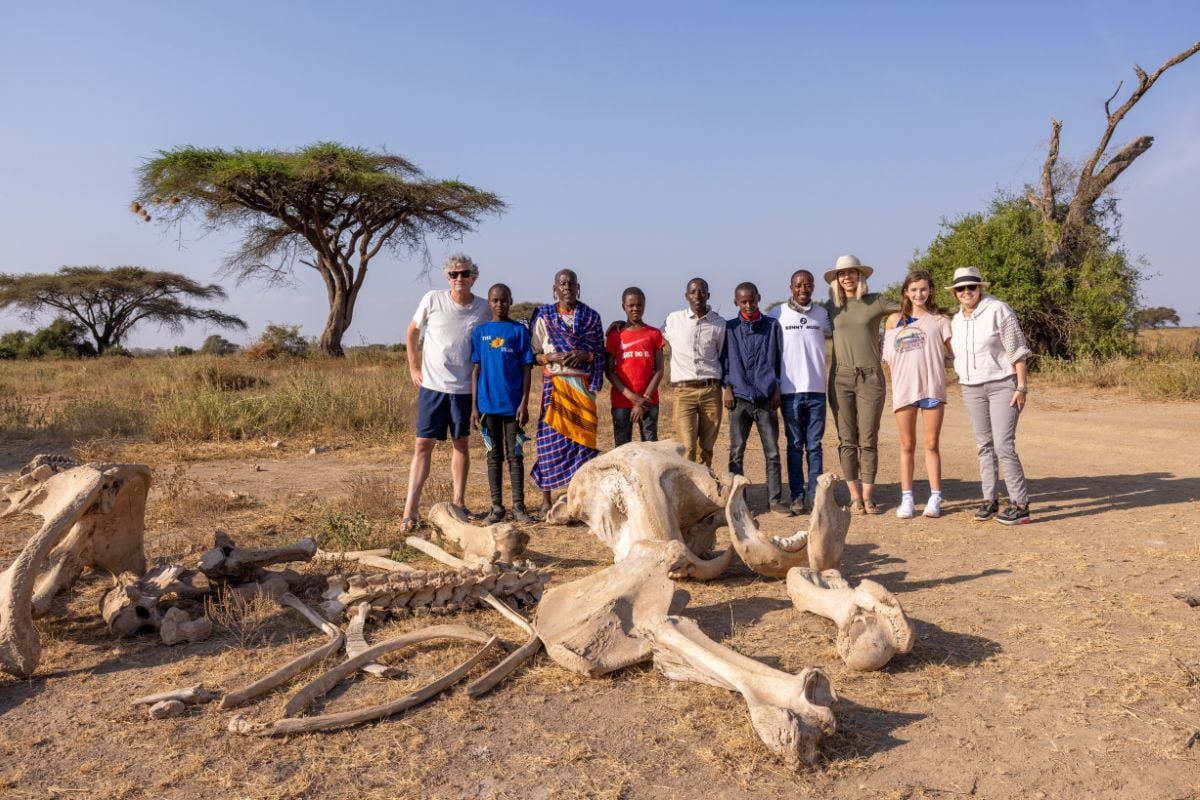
<box><xmin>825</xmin><ymin>255</ymin><xmax>900</xmax><ymax>514</ymax></box>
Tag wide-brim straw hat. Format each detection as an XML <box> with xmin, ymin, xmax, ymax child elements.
<box><xmin>823</xmin><ymin>254</ymin><xmax>874</xmax><ymax>284</ymax></box>
<box><xmin>945</xmin><ymin>266</ymin><xmax>991</xmax><ymax>290</ymax></box>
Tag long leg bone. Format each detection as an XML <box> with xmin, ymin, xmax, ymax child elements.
<box><xmin>427</xmin><ymin>502</ymin><xmax>529</xmax><ymax>564</ymax></box>
<box><xmin>786</xmin><ymin>568</ymin><xmax>915</xmax><ymax>671</ymax></box>
<box><xmin>637</xmin><ymin>612</ymin><xmax>838</xmax><ymax>768</ymax></box>
<box><xmin>228</xmin><ymin>625</ymin><xmax>498</xmax><ymax>736</ymax></box>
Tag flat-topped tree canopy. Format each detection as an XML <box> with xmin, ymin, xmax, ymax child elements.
<box><xmin>0</xmin><ymin>266</ymin><xmax>246</xmax><ymax>355</ymax></box>
<box><xmin>136</xmin><ymin>142</ymin><xmax>506</xmax><ymax>356</ymax></box>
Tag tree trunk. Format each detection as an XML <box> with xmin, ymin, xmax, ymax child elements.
<box><xmin>319</xmin><ymin>287</ymin><xmax>353</xmax><ymax>357</ymax></box>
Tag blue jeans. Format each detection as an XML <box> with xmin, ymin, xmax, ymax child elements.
<box><xmin>780</xmin><ymin>392</ymin><xmax>825</xmax><ymax>504</ymax></box>
<box><xmin>727</xmin><ymin>397</ymin><xmax>782</xmax><ymax>504</ymax></box>
<box><xmin>612</xmin><ymin>405</ymin><xmax>659</xmax><ymax>447</ymax></box>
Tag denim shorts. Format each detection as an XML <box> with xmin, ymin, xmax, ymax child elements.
<box><xmin>911</xmin><ymin>398</ymin><xmax>943</xmax><ymax>410</ymax></box>
<box><xmin>415</xmin><ymin>387</ymin><xmax>472</xmax><ymax>440</ymax></box>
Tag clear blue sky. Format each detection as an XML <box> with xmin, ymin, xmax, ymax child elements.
<box><xmin>1</xmin><ymin>1</ymin><xmax>1197</xmax><ymax>347</ymax></box>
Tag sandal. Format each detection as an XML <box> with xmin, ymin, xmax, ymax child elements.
<box><xmin>399</xmin><ymin>517</ymin><xmax>420</xmax><ymax>534</ymax></box>
<box><xmin>850</xmin><ymin>499</ymin><xmax>866</xmax><ymax>514</ymax></box>
<box><xmin>863</xmin><ymin>499</ymin><xmax>882</xmax><ymax>515</ymax></box>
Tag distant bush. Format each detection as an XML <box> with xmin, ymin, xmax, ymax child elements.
<box><xmin>245</xmin><ymin>323</ymin><xmax>311</xmax><ymax>360</ymax></box>
<box><xmin>0</xmin><ymin>318</ymin><xmax>96</xmax><ymax>359</ymax></box>
<box><xmin>171</xmin><ymin>345</ymin><xmax>196</xmax><ymax>357</ymax></box>
<box><xmin>200</xmin><ymin>334</ymin><xmax>240</xmax><ymax>356</ymax></box>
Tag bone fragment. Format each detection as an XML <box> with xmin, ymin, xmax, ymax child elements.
<box><xmin>346</xmin><ymin>602</ymin><xmax>403</xmax><ymax>678</ymax></box>
<box><xmin>159</xmin><ymin>607</ymin><xmax>213</xmax><ymax>645</ymax></box>
<box><xmin>771</xmin><ymin>472</ymin><xmax>850</xmax><ymax>572</ymax></box>
<box><xmin>197</xmin><ymin>531</ymin><xmax>317</xmax><ymax>582</ymax></box>
<box><xmin>132</xmin><ymin>683</ymin><xmax>221</xmax><ymax>706</ymax></box>
<box><xmin>549</xmin><ymin>441</ymin><xmax>734</xmax><ymax>580</ymax></box>
<box><xmin>638</xmin><ymin>613</ymin><xmax>837</xmax><ymax>768</ymax></box>
<box><xmin>149</xmin><ymin>699</ymin><xmax>187</xmax><ymax>719</ymax></box>
<box><xmin>230</xmin><ymin>626</ymin><xmax>498</xmax><ymax>735</ymax></box>
<box><xmin>427</xmin><ymin>502</ymin><xmax>529</xmax><ymax>564</ymax></box>
<box><xmin>786</xmin><ymin>568</ymin><xmax>915</xmax><ymax>671</ymax></box>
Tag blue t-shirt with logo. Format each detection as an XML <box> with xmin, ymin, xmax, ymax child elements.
<box><xmin>471</xmin><ymin>320</ymin><xmax>535</xmax><ymax>416</ymax></box>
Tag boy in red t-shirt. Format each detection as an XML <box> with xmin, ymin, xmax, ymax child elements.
<box><xmin>605</xmin><ymin>287</ymin><xmax>665</xmax><ymax>447</ymax></box>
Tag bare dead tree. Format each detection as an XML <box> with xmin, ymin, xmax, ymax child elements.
<box><xmin>1028</xmin><ymin>40</ymin><xmax>1200</xmax><ymax>260</ymax></box>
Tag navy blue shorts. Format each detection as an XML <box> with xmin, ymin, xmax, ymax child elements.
<box><xmin>415</xmin><ymin>387</ymin><xmax>472</xmax><ymax>440</ymax></box>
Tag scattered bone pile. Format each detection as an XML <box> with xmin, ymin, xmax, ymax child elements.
<box><xmin>322</xmin><ymin>560</ymin><xmax>548</xmax><ymax>621</ymax></box>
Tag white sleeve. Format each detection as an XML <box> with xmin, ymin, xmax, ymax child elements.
<box><xmin>412</xmin><ymin>291</ymin><xmax>435</xmax><ymax>329</ymax></box>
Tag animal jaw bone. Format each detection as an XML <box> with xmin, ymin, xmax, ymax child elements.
<box><xmin>426</xmin><ymin>502</ymin><xmax>529</xmax><ymax>565</ymax></box>
<box><xmin>552</xmin><ymin>441</ymin><xmax>733</xmax><ymax>581</ymax></box>
<box><xmin>770</xmin><ymin>472</ymin><xmax>850</xmax><ymax>572</ymax></box>
<box><xmin>786</xmin><ymin>568</ymin><xmax>916</xmax><ymax>671</ymax></box>
<box><xmin>727</xmin><ymin>471</ymin><xmax>849</xmax><ymax>578</ymax></box>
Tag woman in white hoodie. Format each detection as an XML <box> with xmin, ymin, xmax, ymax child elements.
<box><xmin>948</xmin><ymin>267</ymin><xmax>1033</xmax><ymax>525</ymax></box>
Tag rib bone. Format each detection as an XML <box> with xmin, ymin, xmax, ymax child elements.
<box><xmin>786</xmin><ymin>568</ymin><xmax>915</xmax><ymax>671</ymax></box>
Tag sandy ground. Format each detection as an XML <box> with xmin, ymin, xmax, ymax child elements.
<box><xmin>1</xmin><ymin>383</ymin><xmax>1198</xmax><ymax>799</ymax></box>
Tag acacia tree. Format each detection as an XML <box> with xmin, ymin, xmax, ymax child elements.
<box><xmin>0</xmin><ymin>266</ymin><xmax>246</xmax><ymax>354</ymax></box>
<box><xmin>136</xmin><ymin>143</ymin><xmax>506</xmax><ymax>356</ymax></box>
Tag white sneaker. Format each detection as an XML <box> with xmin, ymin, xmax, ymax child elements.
<box><xmin>896</xmin><ymin>495</ymin><xmax>915</xmax><ymax>519</ymax></box>
<box><xmin>922</xmin><ymin>494</ymin><xmax>942</xmax><ymax>518</ymax></box>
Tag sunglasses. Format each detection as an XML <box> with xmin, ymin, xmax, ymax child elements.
<box><xmin>954</xmin><ymin>284</ymin><xmax>980</xmax><ymax>294</ymax></box>
<box><xmin>447</xmin><ymin>270</ymin><xmax>474</xmax><ymax>279</ymax></box>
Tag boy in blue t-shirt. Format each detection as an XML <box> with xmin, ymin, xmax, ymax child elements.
<box><xmin>471</xmin><ymin>283</ymin><xmax>535</xmax><ymax>523</ymax></box>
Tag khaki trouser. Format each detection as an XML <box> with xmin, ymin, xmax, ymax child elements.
<box><xmin>671</xmin><ymin>383</ymin><xmax>724</xmax><ymax>466</ymax></box>
<box><xmin>829</xmin><ymin>366</ymin><xmax>886</xmax><ymax>483</ymax></box>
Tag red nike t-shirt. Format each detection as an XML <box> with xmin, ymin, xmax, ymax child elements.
<box><xmin>605</xmin><ymin>325</ymin><xmax>664</xmax><ymax>408</ymax></box>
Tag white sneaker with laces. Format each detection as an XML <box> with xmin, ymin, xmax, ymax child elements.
<box><xmin>923</xmin><ymin>494</ymin><xmax>942</xmax><ymax>518</ymax></box>
<box><xmin>896</xmin><ymin>495</ymin><xmax>915</xmax><ymax>519</ymax></box>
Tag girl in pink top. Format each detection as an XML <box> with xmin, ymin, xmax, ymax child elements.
<box><xmin>882</xmin><ymin>270</ymin><xmax>953</xmax><ymax>519</ymax></box>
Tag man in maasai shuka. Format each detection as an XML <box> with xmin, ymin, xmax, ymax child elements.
<box><xmin>529</xmin><ymin>269</ymin><xmax>606</xmax><ymax>516</ymax></box>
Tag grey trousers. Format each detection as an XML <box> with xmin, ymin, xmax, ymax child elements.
<box><xmin>960</xmin><ymin>377</ymin><xmax>1029</xmax><ymax>506</ymax></box>
<box><xmin>829</xmin><ymin>366</ymin><xmax>886</xmax><ymax>483</ymax></box>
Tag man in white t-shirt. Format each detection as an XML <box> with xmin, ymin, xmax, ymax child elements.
<box><xmin>769</xmin><ymin>269</ymin><xmax>831</xmax><ymax>515</ymax></box>
<box><xmin>401</xmin><ymin>253</ymin><xmax>490</xmax><ymax>531</ymax></box>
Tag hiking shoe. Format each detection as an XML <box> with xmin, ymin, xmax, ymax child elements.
<box><xmin>788</xmin><ymin>499</ymin><xmax>808</xmax><ymax>516</ymax></box>
<box><xmin>996</xmin><ymin>504</ymin><xmax>1031</xmax><ymax>526</ymax></box>
<box><xmin>769</xmin><ymin>500</ymin><xmax>792</xmax><ymax>515</ymax></box>
<box><xmin>974</xmin><ymin>500</ymin><xmax>999</xmax><ymax>521</ymax></box>
<box><xmin>484</xmin><ymin>506</ymin><xmax>506</xmax><ymax>525</ymax></box>
<box><xmin>511</xmin><ymin>504</ymin><xmax>533</xmax><ymax>523</ymax></box>
<box><xmin>922</xmin><ymin>494</ymin><xmax>943</xmax><ymax>518</ymax></box>
<box><xmin>896</xmin><ymin>496</ymin><xmax>915</xmax><ymax>519</ymax></box>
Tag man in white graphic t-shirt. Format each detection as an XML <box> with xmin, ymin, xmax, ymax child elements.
<box><xmin>769</xmin><ymin>269</ymin><xmax>831</xmax><ymax>515</ymax></box>
<box><xmin>401</xmin><ymin>253</ymin><xmax>490</xmax><ymax>531</ymax></box>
